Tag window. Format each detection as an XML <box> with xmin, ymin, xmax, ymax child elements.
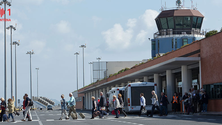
<box><xmin>192</xmin><ymin>17</ymin><xmax>197</xmax><ymax>28</ymax></box>
<box><xmin>160</xmin><ymin>18</ymin><xmax>168</xmax><ymax>29</ymax></box>
<box><xmin>152</xmin><ymin>41</ymin><xmax>156</xmax><ymax>50</ymax></box>
<box><xmin>156</xmin><ymin>19</ymin><xmax>161</xmax><ymax>30</ymax></box>
<box><xmin>182</xmin><ymin>38</ymin><xmax>188</xmax><ymax>46</ymax></box>
<box><xmin>167</xmin><ymin>17</ymin><xmax>174</xmax><ymax>29</ymax></box>
<box><xmin>175</xmin><ymin>17</ymin><xmax>191</xmax><ymax>29</ymax></box>
<box><xmin>204</xmin><ymin>83</ymin><xmax>222</xmax><ymax>99</ymax></box>
<box><xmin>172</xmin><ymin>39</ymin><xmax>174</xmax><ymax>49</ymax></box>
<box><xmin>158</xmin><ymin>40</ymin><xmax>160</xmax><ymax>53</ymax></box>
<box><xmin>175</xmin><ymin>39</ymin><xmax>177</xmax><ymax>49</ymax></box>
<box><xmin>197</xmin><ymin>17</ymin><xmax>203</xmax><ymax>29</ymax></box>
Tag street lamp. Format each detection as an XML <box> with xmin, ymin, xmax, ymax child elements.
<box><xmin>0</xmin><ymin>0</ymin><xmax>12</xmax><ymax>101</ymax></box>
<box><xmin>35</xmin><ymin>68</ymin><xmax>39</xmax><ymax>98</ymax></box>
<box><xmin>26</xmin><ymin>50</ymin><xmax>34</xmax><ymax>99</ymax></box>
<box><xmin>89</xmin><ymin>62</ymin><xmax>93</xmax><ymax>84</ymax></box>
<box><xmin>13</xmin><ymin>41</ymin><xmax>19</xmax><ymax>107</ymax></box>
<box><xmin>96</xmin><ymin>57</ymin><xmax>101</xmax><ymax>81</ymax></box>
<box><xmin>74</xmin><ymin>52</ymin><xmax>79</xmax><ymax>90</ymax></box>
<box><xmin>7</xmin><ymin>25</ymin><xmax>16</xmax><ymax>99</ymax></box>
<box><xmin>79</xmin><ymin>45</ymin><xmax>86</xmax><ymax>87</ymax></box>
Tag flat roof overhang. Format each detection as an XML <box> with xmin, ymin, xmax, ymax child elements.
<box><xmin>79</xmin><ymin>57</ymin><xmax>200</xmax><ymax>93</ymax></box>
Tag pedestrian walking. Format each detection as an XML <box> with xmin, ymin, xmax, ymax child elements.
<box><xmin>183</xmin><ymin>92</ymin><xmax>189</xmax><ymax>112</ymax></box>
<box><xmin>138</xmin><ymin>93</ymin><xmax>146</xmax><ymax>116</ymax></box>
<box><xmin>159</xmin><ymin>92</ymin><xmax>168</xmax><ymax>116</ymax></box>
<box><xmin>148</xmin><ymin>91</ymin><xmax>160</xmax><ymax>117</ymax></box>
<box><xmin>0</xmin><ymin>97</ymin><xmax>6</xmax><ymax>122</ymax></box>
<box><xmin>22</xmin><ymin>96</ymin><xmax>30</xmax><ymax>120</ymax></box>
<box><xmin>97</xmin><ymin>98</ymin><xmax>100</xmax><ymax>111</ymax></box>
<box><xmin>118</xmin><ymin>94</ymin><xmax>127</xmax><ymax>117</ymax></box>
<box><xmin>21</xmin><ymin>94</ymin><xmax>32</xmax><ymax>121</ymax></box>
<box><xmin>99</xmin><ymin>92</ymin><xmax>108</xmax><ymax>118</ymax></box>
<box><xmin>91</xmin><ymin>96</ymin><xmax>97</xmax><ymax>119</ymax></box>
<box><xmin>67</xmin><ymin>93</ymin><xmax>77</xmax><ymax>119</ymax></box>
<box><xmin>7</xmin><ymin>96</ymin><xmax>15</xmax><ymax>122</ymax></box>
<box><xmin>113</xmin><ymin>95</ymin><xmax>121</xmax><ymax>118</ymax></box>
<box><xmin>186</xmin><ymin>94</ymin><xmax>192</xmax><ymax>115</ymax></box>
<box><xmin>202</xmin><ymin>91</ymin><xmax>208</xmax><ymax>112</ymax></box>
<box><xmin>171</xmin><ymin>92</ymin><xmax>179</xmax><ymax>112</ymax></box>
<box><xmin>59</xmin><ymin>94</ymin><xmax>68</xmax><ymax>120</ymax></box>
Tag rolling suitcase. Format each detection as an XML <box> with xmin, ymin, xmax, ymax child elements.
<box><xmin>79</xmin><ymin>112</ymin><xmax>85</xmax><ymax>119</ymax></box>
<box><xmin>93</xmin><ymin>111</ymin><xmax>101</xmax><ymax>118</ymax></box>
<box><xmin>71</xmin><ymin>113</ymin><xmax>77</xmax><ymax>119</ymax></box>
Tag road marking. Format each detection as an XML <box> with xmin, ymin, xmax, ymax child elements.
<box><xmin>109</xmin><ymin>119</ymin><xmax>144</xmax><ymax>125</ymax></box>
<box><xmin>35</xmin><ymin>111</ymin><xmax>43</xmax><ymax>125</ymax></box>
<box><xmin>46</xmin><ymin>119</ymin><xmax>55</xmax><ymax>121</ymax></box>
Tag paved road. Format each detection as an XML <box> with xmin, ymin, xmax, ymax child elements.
<box><xmin>1</xmin><ymin>109</ymin><xmax>222</xmax><ymax>125</ymax></box>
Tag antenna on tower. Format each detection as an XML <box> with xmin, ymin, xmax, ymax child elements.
<box><xmin>176</xmin><ymin>0</ymin><xmax>182</xmax><ymax>9</ymax></box>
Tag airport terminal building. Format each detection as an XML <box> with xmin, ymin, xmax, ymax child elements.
<box><xmin>76</xmin><ymin>7</ymin><xmax>222</xmax><ymax>112</ymax></box>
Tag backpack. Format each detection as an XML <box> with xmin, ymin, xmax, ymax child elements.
<box><xmin>29</xmin><ymin>99</ymin><xmax>33</xmax><ymax>106</ymax></box>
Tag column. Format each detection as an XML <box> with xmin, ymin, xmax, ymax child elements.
<box><xmin>154</xmin><ymin>74</ymin><xmax>161</xmax><ymax>97</ymax></box>
<box><xmin>103</xmin><ymin>88</ymin><xmax>106</xmax><ymax>95</ymax></box>
<box><xmin>90</xmin><ymin>91</ymin><xmax>93</xmax><ymax>109</ymax></box>
<box><xmin>181</xmin><ymin>65</ymin><xmax>192</xmax><ymax>95</ymax></box>
<box><xmin>106</xmin><ymin>87</ymin><xmax>110</xmax><ymax>93</ymax></box>
<box><xmin>135</xmin><ymin>79</ymin><xmax>139</xmax><ymax>82</ymax></box>
<box><xmin>121</xmin><ymin>83</ymin><xmax>125</xmax><ymax>87</ymax></box>
<box><xmin>95</xmin><ymin>90</ymin><xmax>98</xmax><ymax>100</ymax></box>
<box><xmin>144</xmin><ymin>76</ymin><xmax>148</xmax><ymax>82</ymax></box>
<box><xmin>115</xmin><ymin>84</ymin><xmax>119</xmax><ymax>87</ymax></box>
<box><xmin>166</xmin><ymin>70</ymin><xmax>174</xmax><ymax>111</ymax></box>
<box><xmin>88</xmin><ymin>92</ymin><xmax>90</xmax><ymax>109</ymax></box>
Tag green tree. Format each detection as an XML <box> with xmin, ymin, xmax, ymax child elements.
<box><xmin>205</xmin><ymin>30</ymin><xmax>218</xmax><ymax>38</ymax></box>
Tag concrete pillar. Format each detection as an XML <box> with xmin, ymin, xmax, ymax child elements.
<box><xmin>90</xmin><ymin>91</ymin><xmax>93</xmax><ymax>109</ymax></box>
<box><xmin>144</xmin><ymin>76</ymin><xmax>148</xmax><ymax>82</ymax></box>
<box><xmin>166</xmin><ymin>70</ymin><xmax>174</xmax><ymax>111</ymax></box>
<box><xmin>95</xmin><ymin>90</ymin><xmax>98</xmax><ymax>100</ymax></box>
<box><xmin>88</xmin><ymin>92</ymin><xmax>90</xmax><ymax>109</ymax></box>
<box><xmin>121</xmin><ymin>83</ymin><xmax>125</xmax><ymax>87</ymax></box>
<box><xmin>106</xmin><ymin>87</ymin><xmax>110</xmax><ymax>93</ymax></box>
<box><xmin>154</xmin><ymin>74</ymin><xmax>161</xmax><ymax>97</ymax></box>
<box><xmin>135</xmin><ymin>79</ymin><xmax>139</xmax><ymax>82</ymax></box>
<box><xmin>181</xmin><ymin>65</ymin><xmax>192</xmax><ymax>95</ymax></box>
<box><xmin>115</xmin><ymin>84</ymin><xmax>119</xmax><ymax>87</ymax></box>
<box><xmin>199</xmin><ymin>61</ymin><xmax>202</xmax><ymax>88</ymax></box>
<box><xmin>103</xmin><ymin>88</ymin><xmax>106</xmax><ymax>94</ymax></box>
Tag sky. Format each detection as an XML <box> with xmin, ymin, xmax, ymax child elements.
<box><xmin>0</xmin><ymin>0</ymin><xmax>222</xmax><ymax>103</ymax></box>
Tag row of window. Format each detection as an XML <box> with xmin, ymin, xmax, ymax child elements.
<box><xmin>203</xmin><ymin>83</ymin><xmax>222</xmax><ymax>99</ymax></box>
<box><xmin>152</xmin><ymin>38</ymin><xmax>189</xmax><ymax>51</ymax></box>
<box><xmin>156</xmin><ymin>16</ymin><xmax>203</xmax><ymax>30</ymax></box>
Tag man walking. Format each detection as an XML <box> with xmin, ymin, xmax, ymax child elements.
<box><xmin>59</xmin><ymin>94</ymin><xmax>68</xmax><ymax>120</ymax></box>
<box><xmin>67</xmin><ymin>93</ymin><xmax>77</xmax><ymax>119</ymax></box>
<box><xmin>139</xmin><ymin>93</ymin><xmax>146</xmax><ymax>116</ymax></box>
<box><xmin>148</xmin><ymin>90</ymin><xmax>160</xmax><ymax>117</ymax></box>
<box><xmin>159</xmin><ymin>92</ymin><xmax>168</xmax><ymax>116</ymax></box>
<box><xmin>99</xmin><ymin>92</ymin><xmax>108</xmax><ymax>118</ymax></box>
<box><xmin>202</xmin><ymin>91</ymin><xmax>208</xmax><ymax>112</ymax></box>
<box><xmin>21</xmin><ymin>94</ymin><xmax>32</xmax><ymax>121</ymax></box>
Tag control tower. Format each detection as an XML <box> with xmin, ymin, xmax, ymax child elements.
<box><xmin>151</xmin><ymin>0</ymin><xmax>204</xmax><ymax>58</ymax></box>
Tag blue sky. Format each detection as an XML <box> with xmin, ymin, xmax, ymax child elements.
<box><xmin>0</xmin><ymin>0</ymin><xmax>222</xmax><ymax>102</ymax></box>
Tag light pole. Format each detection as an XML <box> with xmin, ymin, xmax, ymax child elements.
<box><xmin>74</xmin><ymin>52</ymin><xmax>79</xmax><ymax>90</ymax></box>
<box><xmin>89</xmin><ymin>62</ymin><xmax>93</xmax><ymax>84</ymax></box>
<box><xmin>7</xmin><ymin>25</ymin><xmax>16</xmax><ymax>99</ymax></box>
<box><xmin>79</xmin><ymin>45</ymin><xmax>86</xmax><ymax>87</ymax></box>
<box><xmin>26</xmin><ymin>50</ymin><xmax>34</xmax><ymax>99</ymax></box>
<box><xmin>13</xmin><ymin>41</ymin><xmax>19</xmax><ymax>107</ymax></box>
<box><xmin>35</xmin><ymin>68</ymin><xmax>39</xmax><ymax>98</ymax></box>
<box><xmin>96</xmin><ymin>57</ymin><xmax>101</xmax><ymax>81</ymax></box>
<box><xmin>0</xmin><ymin>0</ymin><xmax>12</xmax><ymax>101</ymax></box>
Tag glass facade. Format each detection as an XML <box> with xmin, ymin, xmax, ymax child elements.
<box><xmin>192</xmin><ymin>17</ymin><xmax>198</xmax><ymax>28</ymax></box>
<box><xmin>197</xmin><ymin>17</ymin><xmax>203</xmax><ymax>29</ymax></box>
<box><xmin>167</xmin><ymin>17</ymin><xmax>174</xmax><ymax>29</ymax></box>
<box><xmin>160</xmin><ymin>18</ymin><xmax>168</xmax><ymax>29</ymax></box>
<box><xmin>175</xmin><ymin>17</ymin><xmax>191</xmax><ymax>29</ymax></box>
<box><xmin>204</xmin><ymin>83</ymin><xmax>222</xmax><ymax>99</ymax></box>
<box><xmin>182</xmin><ymin>38</ymin><xmax>188</xmax><ymax>46</ymax></box>
<box><xmin>152</xmin><ymin>41</ymin><xmax>156</xmax><ymax>50</ymax></box>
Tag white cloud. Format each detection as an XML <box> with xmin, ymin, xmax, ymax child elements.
<box><xmin>92</xmin><ymin>16</ymin><xmax>102</xmax><ymax>27</ymax></box>
<box><xmin>16</xmin><ymin>0</ymin><xmax>43</xmax><ymax>5</ymax></box>
<box><xmin>63</xmin><ymin>44</ymin><xmax>74</xmax><ymax>52</ymax></box>
<box><xmin>55</xmin><ymin>20</ymin><xmax>71</xmax><ymax>34</ymax></box>
<box><xmin>28</xmin><ymin>40</ymin><xmax>46</xmax><ymax>54</ymax></box>
<box><xmin>102</xmin><ymin>9</ymin><xmax>158</xmax><ymax>51</ymax></box>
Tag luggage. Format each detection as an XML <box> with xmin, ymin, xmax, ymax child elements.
<box><xmin>93</xmin><ymin>111</ymin><xmax>101</xmax><ymax>118</ymax></box>
<box><xmin>70</xmin><ymin>113</ymin><xmax>77</xmax><ymax>119</ymax></box>
<box><xmin>111</xmin><ymin>110</ymin><xmax>120</xmax><ymax>115</ymax></box>
<box><xmin>79</xmin><ymin>112</ymin><xmax>85</xmax><ymax>119</ymax></box>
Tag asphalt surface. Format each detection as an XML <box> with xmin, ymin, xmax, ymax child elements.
<box><xmin>1</xmin><ymin>109</ymin><xmax>222</xmax><ymax>125</ymax></box>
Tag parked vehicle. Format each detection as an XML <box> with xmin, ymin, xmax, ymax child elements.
<box><xmin>107</xmin><ymin>87</ymin><xmax>125</xmax><ymax>111</ymax></box>
<box><xmin>124</xmin><ymin>82</ymin><xmax>157</xmax><ymax>113</ymax></box>
<box><xmin>47</xmin><ymin>105</ymin><xmax>53</xmax><ymax>110</ymax></box>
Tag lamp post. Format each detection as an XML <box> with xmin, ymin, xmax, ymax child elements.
<box><xmin>79</xmin><ymin>45</ymin><xmax>86</xmax><ymax>87</ymax></box>
<box><xmin>0</xmin><ymin>0</ymin><xmax>12</xmax><ymax>101</ymax></box>
<box><xmin>35</xmin><ymin>68</ymin><xmax>39</xmax><ymax>98</ymax></box>
<box><xmin>89</xmin><ymin>62</ymin><xmax>93</xmax><ymax>84</ymax></box>
<box><xmin>7</xmin><ymin>25</ymin><xmax>16</xmax><ymax>99</ymax></box>
<box><xmin>26</xmin><ymin>50</ymin><xmax>34</xmax><ymax>99</ymax></box>
<box><xmin>13</xmin><ymin>41</ymin><xmax>19</xmax><ymax>107</ymax></box>
<box><xmin>74</xmin><ymin>52</ymin><xmax>79</xmax><ymax>90</ymax></box>
<box><xmin>96</xmin><ymin>57</ymin><xmax>101</xmax><ymax>81</ymax></box>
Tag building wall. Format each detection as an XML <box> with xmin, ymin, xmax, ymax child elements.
<box><xmin>201</xmin><ymin>32</ymin><xmax>222</xmax><ymax>86</ymax></box>
<box><xmin>208</xmin><ymin>99</ymin><xmax>222</xmax><ymax>112</ymax></box>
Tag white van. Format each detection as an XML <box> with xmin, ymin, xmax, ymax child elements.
<box><xmin>124</xmin><ymin>82</ymin><xmax>156</xmax><ymax>113</ymax></box>
<box><xmin>107</xmin><ymin>87</ymin><xmax>125</xmax><ymax>111</ymax></box>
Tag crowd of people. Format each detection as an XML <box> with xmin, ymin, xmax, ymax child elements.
<box><xmin>0</xmin><ymin>88</ymin><xmax>209</xmax><ymax>122</ymax></box>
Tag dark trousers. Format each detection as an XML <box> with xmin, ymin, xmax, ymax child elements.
<box><xmin>172</xmin><ymin>103</ymin><xmax>178</xmax><ymax>112</ymax></box>
<box><xmin>160</xmin><ymin>105</ymin><xmax>168</xmax><ymax>115</ymax></box>
<box><xmin>92</xmin><ymin>108</ymin><xmax>95</xmax><ymax>118</ymax></box>
<box><xmin>139</xmin><ymin>106</ymin><xmax>144</xmax><ymax>116</ymax></box>
<box><xmin>0</xmin><ymin>110</ymin><xmax>5</xmax><ymax>121</ymax></box>
<box><xmin>149</xmin><ymin>105</ymin><xmax>160</xmax><ymax>116</ymax></box>
<box><xmin>114</xmin><ymin>109</ymin><xmax>119</xmax><ymax>118</ymax></box>
<box><xmin>118</xmin><ymin>108</ymin><xmax>127</xmax><ymax>116</ymax></box>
